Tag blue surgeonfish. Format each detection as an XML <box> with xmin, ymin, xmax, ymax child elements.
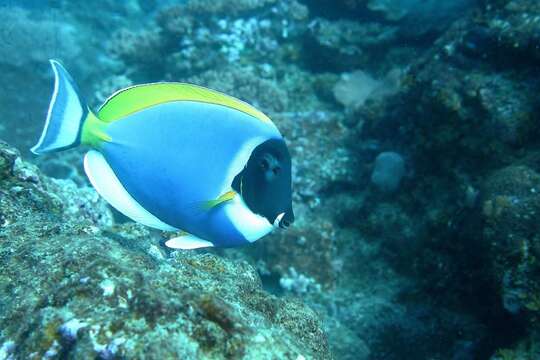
<box><xmin>32</xmin><ymin>60</ymin><xmax>294</xmax><ymax>249</ymax></box>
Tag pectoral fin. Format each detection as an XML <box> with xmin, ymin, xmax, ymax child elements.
<box><xmin>199</xmin><ymin>190</ymin><xmax>237</xmax><ymax>210</ymax></box>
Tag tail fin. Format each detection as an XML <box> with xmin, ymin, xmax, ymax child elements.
<box><xmin>31</xmin><ymin>60</ymin><xmax>88</xmax><ymax>154</ymax></box>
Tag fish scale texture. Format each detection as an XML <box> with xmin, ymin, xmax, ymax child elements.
<box><xmin>0</xmin><ymin>141</ymin><xmax>329</xmax><ymax>359</ymax></box>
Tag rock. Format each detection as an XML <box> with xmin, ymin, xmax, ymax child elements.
<box><xmin>151</xmin><ymin>2</ymin><xmax>310</xmax><ymax>78</ymax></box>
<box><xmin>304</xmin><ymin>19</ymin><xmax>398</xmax><ymax>71</ymax></box>
<box><xmin>484</xmin><ymin>0</ymin><xmax>540</xmax><ymax>62</ymax></box>
<box><xmin>186</xmin><ymin>67</ymin><xmax>289</xmax><ymax>113</ymax></box>
<box><xmin>482</xmin><ymin>165</ymin><xmax>540</xmax><ymax>316</ymax></box>
<box><xmin>0</xmin><ymin>141</ymin><xmax>329</xmax><ymax>359</ymax></box>
<box><xmin>0</xmin><ymin>143</ymin><xmax>18</xmax><ymax>180</ymax></box>
<box><xmin>355</xmin><ymin>1</ymin><xmax>540</xmax><ymax>357</ymax></box>
<box><xmin>362</xmin><ymin>0</ymin><xmax>540</xmax><ymax>173</ymax></box>
<box><xmin>183</xmin><ymin>0</ymin><xmax>277</xmax><ymax>17</ymax></box>
<box><xmin>108</xmin><ymin>27</ymin><xmax>165</xmax><ymax>71</ymax></box>
<box><xmin>367</xmin><ymin>0</ymin><xmax>471</xmax><ymax>25</ymax></box>
<box><xmin>370</xmin><ymin>152</ymin><xmax>405</xmax><ymax>193</ymax></box>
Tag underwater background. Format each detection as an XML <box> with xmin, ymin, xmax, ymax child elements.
<box><xmin>1</xmin><ymin>0</ymin><xmax>540</xmax><ymax>359</ymax></box>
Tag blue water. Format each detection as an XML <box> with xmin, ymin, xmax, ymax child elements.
<box><xmin>1</xmin><ymin>0</ymin><xmax>539</xmax><ymax>359</ymax></box>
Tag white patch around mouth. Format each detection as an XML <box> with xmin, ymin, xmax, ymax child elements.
<box><xmin>225</xmin><ymin>196</ymin><xmax>274</xmax><ymax>242</ymax></box>
<box><xmin>273</xmin><ymin>212</ymin><xmax>286</xmax><ymax>228</ymax></box>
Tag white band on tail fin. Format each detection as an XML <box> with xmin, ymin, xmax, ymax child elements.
<box><xmin>31</xmin><ymin>60</ymin><xmax>87</xmax><ymax>154</ymax></box>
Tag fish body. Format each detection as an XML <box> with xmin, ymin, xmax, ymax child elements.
<box><xmin>99</xmin><ymin>100</ymin><xmax>281</xmax><ymax>246</ymax></box>
<box><xmin>32</xmin><ymin>60</ymin><xmax>294</xmax><ymax>249</ymax></box>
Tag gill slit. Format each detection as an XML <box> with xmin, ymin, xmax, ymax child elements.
<box><xmin>240</xmin><ymin>175</ymin><xmax>244</xmax><ymax>197</ymax></box>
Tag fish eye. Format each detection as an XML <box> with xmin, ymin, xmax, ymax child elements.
<box><xmin>260</xmin><ymin>158</ymin><xmax>269</xmax><ymax>170</ymax></box>
<box><xmin>272</xmin><ymin>166</ymin><xmax>281</xmax><ymax>175</ymax></box>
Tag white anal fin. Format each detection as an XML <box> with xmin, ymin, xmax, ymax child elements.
<box><xmin>84</xmin><ymin>150</ymin><xmax>177</xmax><ymax>232</ymax></box>
<box><xmin>165</xmin><ymin>234</ymin><xmax>214</xmax><ymax>250</ymax></box>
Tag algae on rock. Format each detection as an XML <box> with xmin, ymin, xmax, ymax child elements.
<box><xmin>0</xmin><ymin>141</ymin><xmax>329</xmax><ymax>359</ymax></box>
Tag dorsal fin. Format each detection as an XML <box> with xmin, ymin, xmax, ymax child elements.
<box><xmin>97</xmin><ymin>82</ymin><xmax>271</xmax><ymax>123</ymax></box>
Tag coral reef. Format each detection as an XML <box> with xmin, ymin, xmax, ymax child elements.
<box><xmin>304</xmin><ymin>19</ymin><xmax>399</xmax><ymax>72</ymax></box>
<box><xmin>356</xmin><ymin>0</ymin><xmax>540</xmax><ymax>357</ymax></box>
<box><xmin>482</xmin><ymin>165</ymin><xmax>540</xmax><ymax>318</ymax></box>
<box><xmin>3</xmin><ymin>0</ymin><xmax>540</xmax><ymax>358</ymax></box>
<box><xmin>0</xmin><ymin>141</ymin><xmax>329</xmax><ymax>359</ymax></box>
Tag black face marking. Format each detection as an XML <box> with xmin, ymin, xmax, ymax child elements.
<box><xmin>232</xmin><ymin>139</ymin><xmax>294</xmax><ymax>228</ymax></box>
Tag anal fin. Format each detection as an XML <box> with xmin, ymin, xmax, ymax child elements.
<box><xmin>165</xmin><ymin>234</ymin><xmax>214</xmax><ymax>250</ymax></box>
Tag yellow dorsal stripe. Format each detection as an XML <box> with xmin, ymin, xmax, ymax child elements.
<box><xmin>97</xmin><ymin>82</ymin><xmax>271</xmax><ymax>123</ymax></box>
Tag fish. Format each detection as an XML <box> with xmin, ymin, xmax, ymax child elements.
<box><xmin>31</xmin><ymin>60</ymin><xmax>294</xmax><ymax>249</ymax></box>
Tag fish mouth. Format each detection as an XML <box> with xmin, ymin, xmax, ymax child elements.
<box><xmin>273</xmin><ymin>213</ymin><xmax>286</xmax><ymax>228</ymax></box>
<box><xmin>279</xmin><ymin>220</ymin><xmax>291</xmax><ymax>229</ymax></box>
<box><xmin>273</xmin><ymin>212</ymin><xmax>293</xmax><ymax>229</ymax></box>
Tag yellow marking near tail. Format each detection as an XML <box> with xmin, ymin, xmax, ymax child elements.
<box><xmin>81</xmin><ymin>111</ymin><xmax>112</xmax><ymax>148</ymax></box>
